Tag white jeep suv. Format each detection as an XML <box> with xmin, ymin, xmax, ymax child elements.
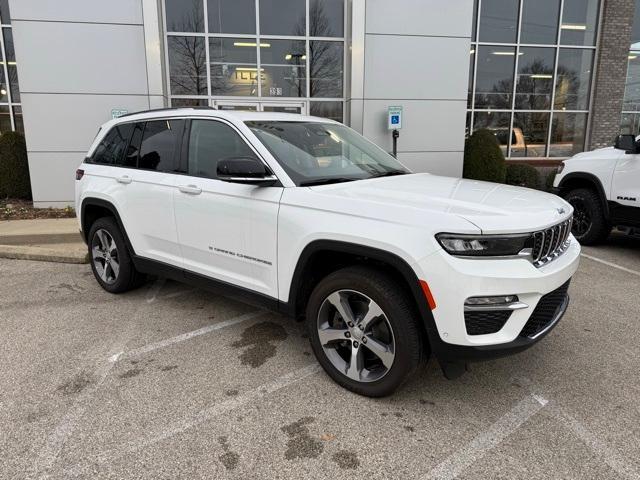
<box><xmin>76</xmin><ymin>108</ymin><xmax>580</xmax><ymax>397</ymax></box>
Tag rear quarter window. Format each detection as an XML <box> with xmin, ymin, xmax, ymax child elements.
<box><xmin>90</xmin><ymin>123</ymin><xmax>134</xmax><ymax>166</ymax></box>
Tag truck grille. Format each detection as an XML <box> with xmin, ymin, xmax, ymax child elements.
<box><xmin>519</xmin><ymin>280</ymin><xmax>570</xmax><ymax>338</ymax></box>
<box><xmin>531</xmin><ymin>217</ymin><xmax>572</xmax><ymax>267</ymax></box>
<box><xmin>464</xmin><ymin>310</ymin><xmax>512</xmax><ymax>335</ymax></box>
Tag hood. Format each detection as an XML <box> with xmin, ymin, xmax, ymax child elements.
<box><xmin>565</xmin><ymin>146</ymin><xmax>620</xmax><ymax>164</ymax></box>
<box><xmin>310</xmin><ymin>173</ymin><xmax>572</xmax><ymax>234</ymax></box>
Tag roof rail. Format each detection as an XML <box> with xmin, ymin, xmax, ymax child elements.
<box><xmin>117</xmin><ymin>106</ymin><xmax>215</xmax><ymax>118</ymax></box>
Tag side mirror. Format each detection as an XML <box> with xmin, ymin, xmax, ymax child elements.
<box><xmin>217</xmin><ymin>157</ymin><xmax>278</xmax><ymax>185</ymax></box>
<box><xmin>614</xmin><ymin>134</ymin><xmax>639</xmax><ymax>154</ymax></box>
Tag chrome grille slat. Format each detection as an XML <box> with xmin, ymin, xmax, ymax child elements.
<box><xmin>531</xmin><ymin>216</ymin><xmax>573</xmax><ymax>268</ymax></box>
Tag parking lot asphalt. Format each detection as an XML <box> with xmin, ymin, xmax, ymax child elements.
<box><xmin>1</xmin><ymin>235</ymin><xmax>640</xmax><ymax>479</ymax></box>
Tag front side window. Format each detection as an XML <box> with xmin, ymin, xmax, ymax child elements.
<box><xmin>91</xmin><ymin>123</ymin><xmax>134</xmax><ymax>166</ymax></box>
<box><xmin>138</xmin><ymin>120</ymin><xmax>184</xmax><ymax>172</ymax></box>
<box><xmin>188</xmin><ymin>120</ymin><xmax>259</xmax><ymax>179</ymax></box>
<box><xmin>246</xmin><ymin>121</ymin><xmax>409</xmax><ymax>186</ymax></box>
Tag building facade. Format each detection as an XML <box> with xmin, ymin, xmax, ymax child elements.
<box><xmin>2</xmin><ymin>0</ymin><xmax>640</xmax><ymax>206</ymax></box>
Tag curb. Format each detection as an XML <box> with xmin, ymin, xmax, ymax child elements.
<box><xmin>0</xmin><ymin>244</ymin><xmax>89</xmax><ymax>264</ymax></box>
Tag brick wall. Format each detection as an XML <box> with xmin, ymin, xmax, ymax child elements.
<box><xmin>588</xmin><ymin>0</ymin><xmax>636</xmax><ymax>149</ymax></box>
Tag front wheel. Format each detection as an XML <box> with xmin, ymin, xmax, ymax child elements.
<box><xmin>306</xmin><ymin>266</ymin><xmax>424</xmax><ymax>397</ymax></box>
<box><xmin>565</xmin><ymin>188</ymin><xmax>611</xmax><ymax>245</ymax></box>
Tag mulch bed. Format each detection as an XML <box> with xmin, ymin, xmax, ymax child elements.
<box><xmin>1</xmin><ymin>199</ymin><xmax>76</xmax><ymax>221</ymax></box>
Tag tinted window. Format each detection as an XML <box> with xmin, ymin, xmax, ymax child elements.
<box><xmin>125</xmin><ymin>123</ymin><xmax>144</xmax><ymax>167</ymax></box>
<box><xmin>188</xmin><ymin>120</ymin><xmax>258</xmax><ymax>179</ymax></box>
<box><xmin>91</xmin><ymin>123</ymin><xmax>134</xmax><ymax>166</ymax></box>
<box><xmin>139</xmin><ymin>120</ymin><xmax>183</xmax><ymax>172</ymax></box>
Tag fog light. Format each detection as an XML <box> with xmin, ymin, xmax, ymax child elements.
<box><xmin>465</xmin><ymin>295</ymin><xmax>518</xmax><ymax>306</ymax></box>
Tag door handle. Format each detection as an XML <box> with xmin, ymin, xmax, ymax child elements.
<box><xmin>116</xmin><ymin>175</ymin><xmax>132</xmax><ymax>184</ymax></box>
<box><xmin>178</xmin><ymin>184</ymin><xmax>202</xmax><ymax>195</ymax></box>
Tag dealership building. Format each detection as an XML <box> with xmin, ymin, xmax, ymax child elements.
<box><xmin>2</xmin><ymin>0</ymin><xmax>640</xmax><ymax>206</ymax></box>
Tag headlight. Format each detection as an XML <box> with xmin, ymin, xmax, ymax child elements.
<box><xmin>436</xmin><ymin>233</ymin><xmax>532</xmax><ymax>257</ymax></box>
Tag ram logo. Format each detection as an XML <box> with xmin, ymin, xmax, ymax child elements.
<box><xmin>617</xmin><ymin>196</ymin><xmax>637</xmax><ymax>202</ymax></box>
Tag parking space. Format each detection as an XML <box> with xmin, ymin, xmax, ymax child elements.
<box><xmin>1</xmin><ymin>241</ymin><xmax>640</xmax><ymax>479</ymax></box>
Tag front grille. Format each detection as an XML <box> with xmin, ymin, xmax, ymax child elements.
<box><xmin>465</xmin><ymin>310</ymin><xmax>512</xmax><ymax>335</ymax></box>
<box><xmin>531</xmin><ymin>217</ymin><xmax>573</xmax><ymax>267</ymax></box>
<box><xmin>519</xmin><ymin>280</ymin><xmax>570</xmax><ymax>338</ymax></box>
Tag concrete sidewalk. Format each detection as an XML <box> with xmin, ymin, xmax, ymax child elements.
<box><xmin>0</xmin><ymin>218</ymin><xmax>88</xmax><ymax>264</ymax></box>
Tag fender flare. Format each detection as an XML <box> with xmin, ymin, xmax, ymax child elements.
<box><xmin>80</xmin><ymin>197</ymin><xmax>136</xmax><ymax>255</ymax></box>
<box><xmin>557</xmin><ymin>172</ymin><xmax>610</xmax><ymax>220</ymax></box>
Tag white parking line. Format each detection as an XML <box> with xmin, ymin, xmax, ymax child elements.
<box><xmin>424</xmin><ymin>394</ymin><xmax>548</xmax><ymax>480</ymax></box>
<box><xmin>111</xmin><ymin>310</ymin><xmax>268</xmax><ymax>363</ymax></box>
<box><xmin>64</xmin><ymin>363</ymin><xmax>322</xmax><ymax>477</ymax></box>
<box><xmin>581</xmin><ymin>253</ymin><xmax>640</xmax><ymax>277</ymax></box>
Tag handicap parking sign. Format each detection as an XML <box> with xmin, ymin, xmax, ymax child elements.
<box><xmin>388</xmin><ymin>106</ymin><xmax>402</xmax><ymax>130</ymax></box>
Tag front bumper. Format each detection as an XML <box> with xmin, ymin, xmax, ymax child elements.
<box><xmin>412</xmin><ymin>235</ymin><xmax>580</xmax><ymax>372</ymax></box>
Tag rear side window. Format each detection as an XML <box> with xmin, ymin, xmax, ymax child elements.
<box><xmin>187</xmin><ymin>119</ymin><xmax>258</xmax><ymax>179</ymax></box>
<box><xmin>91</xmin><ymin>123</ymin><xmax>134</xmax><ymax>165</ymax></box>
<box><xmin>124</xmin><ymin>123</ymin><xmax>144</xmax><ymax>167</ymax></box>
<box><xmin>138</xmin><ymin>119</ymin><xmax>184</xmax><ymax>172</ymax></box>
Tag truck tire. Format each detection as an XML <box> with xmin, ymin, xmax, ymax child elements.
<box><xmin>88</xmin><ymin>217</ymin><xmax>145</xmax><ymax>293</ymax></box>
<box><xmin>306</xmin><ymin>266</ymin><xmax>424</xmax><ymax>397</ymax></box>
<box><xmin>565</xmin><ymin>188</ymin><xmax>611</xmax><ymax>245</ymax></box>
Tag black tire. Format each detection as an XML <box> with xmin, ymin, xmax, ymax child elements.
<box><xmin>306</xmin><ymin>266</ymin><xmax>424</xmax><ymax>397</ymax></box>
<box><xmin>565</xmin><ymin>188</ymin><xmax>611</xmax><ymax>245</ymax></box>
<box><xmin>88</xmin><ymin>217</ymin><xmax>145</xmax><ymax>293</ymax></box>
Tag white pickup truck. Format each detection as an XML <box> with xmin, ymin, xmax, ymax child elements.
<box><xmin>554</xmin><ymin>134</ymin><xmax>640</xmax><ymax>245</ymax></box>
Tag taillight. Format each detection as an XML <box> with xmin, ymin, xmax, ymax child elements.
<box><xmin>76</xmin><ymin>169</ymin><xmax>85</xmax><ymax>180</ymax></box>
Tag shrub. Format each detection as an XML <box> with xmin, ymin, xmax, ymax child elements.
<box><xmin>463</xmin><ymin>129</ymin><xmax>506</xmax><ymax>183</ymax></box>
<box><xmin>505</xmin><ymin>163</ymin><xmax>541</xmax><ymax>189</ymax></box>
<box><xmin>0</xmin><ymin>132</ymin><xmax>31</xmax><ymax>199</ymax></box>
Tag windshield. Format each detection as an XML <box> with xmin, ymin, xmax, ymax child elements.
<box><xmin>245</xmin><ymin>121</ymin><xmax>410</xmax><ymax>186</ymax></box>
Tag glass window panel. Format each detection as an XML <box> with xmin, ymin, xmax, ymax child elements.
<box><xmin>560</xmin><ymin>0</ymin><xmax>599</xmax><ymax>46</ymax></box>
<box><xmin>474</xmin><ymin>46</ymin><xmax>515</xmax><ymax>109</ymax></box>
<box><xmin>188</xmin><ymin>119</ymin><xmax>258</xmax><ymax>179</ymax></box>
<box><xmin>207</xmin><ymin>0</ymin><xmax>255</xmax><ymax>34</ymax></box>
<box><xmin>624</xmin><ymin>50</ymin><xmax>640</xmax><ymax>111</ymax></box>
<box><xmin>310</xmin><ymin>0</ymin><xmax>344</xmax><ymax>37</ymax></box>
<box><xmin>632</xmin><ymin>0</ymin><xmax>640</xmax><ymax>45</ymax></box>
<box><xmin>309</xmin><ymin>41</ymin><xmax>343</xmax><ymax>98</ymax></box>
<box><xmin>139</xmin><ymin>120</ymin><xmax>184</xmax><ymax>172</ymax></box>
<box><xmin>554</xmin><ymin>48</ymin><xmax>594</xmax><ymax>110</ymax></box>
<box><xmin>310</xmin><ymin>101</ymin><xmax>343</xmax><ymax>122</ymax></box>
<box><xmin>621</xmin><ymin>112</ymin><xmax>640</xmax><ymax>135</ymax></box>
<box><xmin>171</xmin><ymin>98</ymin><xmax>208</xmax><ymax>107</ymax></box>
<box><xmin>511</xmin><ymin>112</ymin><xmax>549</xmax><ymax>157</ymax></box>
<box><xmin>466</xmin><ymin>111</ymin><xmax>471</xmax><ymax>138</ymax></box>
<box><xmin>468</xmin><ymin>49</ymin><xmax>475</xmax><ymax>109</ymax></box>
<box><xmin>521</xmin><ymin>0</ymin><xmax>560</xmax><ymax>44</ymax></box>
<box><xmin>0</xmin><ymin>105</ymin><xmax>10</xmax><ymax>132</ymax></box>
<box><xmin>479</xmin><ymin>0</ymin><xmax>519</xmax><ymax>43</ymax></box>
<box><xmin>259</xmin><ymin>0</ymin><xmax>306</xmax><ymax>36</ymax></box>
<box><xmin>210</xmin><ymin>37</ymin><xmax>258</xmax><ymax>96</ymax></box>
<box><xmin>3</xmin><ymin>28</ymin><xmax>14</xmax><ymax>60</ymax></box>
<box><xmin>515</xmin><ymin>47</ymin><xmax>555</xmax><ymax>110</ymax></box>
<box><xmin>91</xmin><ymin>124</ymin><xmax>135</xmax><ymax>166</ymax></box>
<box><xmin>471</xmin><ymin>0</ymin><xmax>478</xmax><ymax>41</ymax></box>
<box><xmin>12</xmin><ymin>105</ymin><xmax>22</xmax><ymax>133</ymax></box>
<box><xmin>261</xmin><ymin>39</ymin><xmax>306</xmax><ymax>97</ymax></box>
<box><xmin>167</xmin><ymin>36</ymin><xmax>207</xmax><ymax>95</ymax></box>
<box><xmin>473</xmin><ymin>111</ymin><xmax>511</xmax><ymax>156</ymax></box>
<box><xmin>0</xmin><ymin>68</ymin><xmax>7</xmax><ymax>103</ymax></box>
<box><xmin>165</xmin><ymin>0</ymin><xmax>204</xmax><ymax>32</ymax></box>
<box><xmin>0</xmin><ymin>0</ymin><xmax>10</xmax><ymax>24</ymax></box>
<box><xmin>549</xmin><ymin>112</ymin><xmax>587</xmax><ymax>157</ymax></box>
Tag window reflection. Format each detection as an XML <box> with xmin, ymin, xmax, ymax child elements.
<box><xmin>473</xmin><ymin>111</ymin><xmax>511</xmax><ymax>156</ymax></box>
<box><xmin>549</xmin><ymin>112</ymin><xmax>587</xmax><ymax>157</ymax></box>
<box><xmin>210</xmin><ymin>37</ymin><xmax>258</xmax><ymax>96</ymax></box>
<box><xmin>261</xmin><ymin>40</ymin><xmax>306</xmax><ymax>97</ymax></box>
<box><xmin>0</xmin><ymin>105</ymin><xmax>10</xmax><ymax>132</ymax></box>
<box><xmin>167</xmin><ymin>36</ymin><xmax>207</xmax><ymax>95</ymax></box>
<box><xmin>511</xmin><ymin>112</ymin><xmax>549</xmax><ymax>157</ymax></box>
<box><xmin>554</xmin><ymin>48</ymin><xmax>593</xmax><ymax>110</ymax></box>
<box><xmin>310</xmin><ymin>101</ymin><xmax>343</xmax><ymax>122</ymax></box>
<box><xmin>207</xmin><ymin>0</ymin><xmax>255</xmax><ymax>34</ymax></box>
<box><xmin>259</xmin><ymin>0</ymin><xmax>305</xmax><ymax>36</ymax></box>
<box><xmin>310</xmin><ymin>41</ymin><xmax>343</xmax><ymax>97</ymax></box>
<box><xmin>560</xmin><ymin>0</ymin><xmax>600</xmax><ymax>46</ymax></box>
<box><xmin>171</xmin><ymin>98</ymin><xmax>208</xmax><ymax>107</ymax></box>
<box><xmin>623</xmin><ymin>49</ymin><xmax>640</xmax><ymax>111</ymax></box>
<box><xmin>515</xmin><ymin>47</ymin><xmax>555</xmax><ymax>110</ymax></box>
<box><xmin>521</xmin><ymin>0</ymin><xmax>560</xmax><ymax>44</ymax></box>
<box><xmin>474</xmin><ymin>46</ymin><xmax>515</xmax><ymax>109</ymax></box>
<box><xmin>165</xmin><ymin>0</ymin><xmax>204</xmax><ymax>33</ymax></box>
<box><xmin>310</xmin><ymin>0</ymin><xmax>344</xmax><ymax>37</ymax></box>
<box><xmin>479</xmin><ymin>0</ymin><xmax>519</xmax><ymax>43</ymax></box>
<box><xmin>621</xmin><ymin>112</ymin><xmax>640</xmax><ymax>134</ymax></box>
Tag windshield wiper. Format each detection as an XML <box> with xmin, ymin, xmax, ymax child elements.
<box><xmin>372</xmin><ymin>169</ymin><xmax>409</xmax><ymax>178</ymax></box>
<box><xmin>299</xmin><ymin>177</ymin><xmax>359</xmax><ymax>186</ymax></box>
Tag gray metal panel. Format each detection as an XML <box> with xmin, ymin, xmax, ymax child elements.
<box><xmin>27</xmin><ymin>152</ymin><xmax>86</xmax><ymax>205</ymax></box>
<box><xmin>9</xmin><ymin>0</ymin><xmax>143</xmax><ymax>24</ymax></box>
<box><xmin>397</xmin><ymin>151</ymin><xmax>464</xmax><ymax>177</ymax></box>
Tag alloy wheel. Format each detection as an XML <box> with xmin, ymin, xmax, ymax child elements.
<box><xmin>91</xmin><ymin>228</ymin><xmax>120</xmax><ymax>285</ymax></box>
<box><xmin>569</xmin><ymin>198</ymin><xmax>591</xmax><ymax>237</ymax></box>
<box><xmin>317</xmin><ymin>289</ymin><xmax>395</xmax><ymax>383</ymax></box>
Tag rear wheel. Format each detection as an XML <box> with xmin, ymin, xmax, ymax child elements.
<box><xmin>88</xmin><ymin>217</ymin><xmax>145</xmax><ymax>293</ymax></box>
<box><xmin>306</xmin><ymin>266</ymin><xmax>424</xmax><ymax>397</ymax></box>
<box><xmin>565</xmin><ymin>188</ymin><xmax>611</xmax><ymax>245</ymax></box>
